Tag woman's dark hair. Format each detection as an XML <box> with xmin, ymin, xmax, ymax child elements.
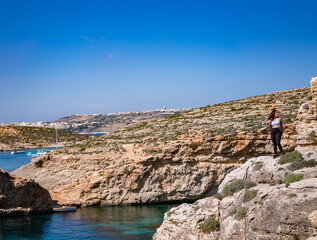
<box><xmin>268</xmin><ymin>109</ymin><xmax>277</xmax><ymax>120</ymax></box>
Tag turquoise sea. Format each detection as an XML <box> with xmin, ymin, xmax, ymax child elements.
<box><xmin>0</xmin><ymin>148</ymin><xmax>58</xmax><ymax>172</ymax></box>
<box><xmin>0</xmin><ymin>150</ymin><xmax>177</xmax><ymax>239</ymax></box>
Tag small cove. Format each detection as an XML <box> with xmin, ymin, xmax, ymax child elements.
<box><xmin>0</xmin><ymin>149</ymin><xmax>177</xmax><ymax>239</ymax></box>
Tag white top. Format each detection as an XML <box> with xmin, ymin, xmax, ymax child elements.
<box><xmin>271</xmin><ymin>118</ymin><xmax>280</xmax><ymax>127</ymax></box>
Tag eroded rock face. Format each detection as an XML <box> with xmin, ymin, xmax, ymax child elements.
<box><xmin>0</xmin><ymin>169</ymin><xmax>53</xmax><ymax>217</ymax></box>
<box><xmin>154</xmin><ymin>152</ymin><xmax>317</xmax><ymax>239</ymax></box>
<box><xmin>11</xmin><ymin>126</ymin><xmax>298</xmax><ymax>207</ymax></box>
<box><xmin>296</xmin><ymin>76</ymin><xmax>317</xmax><ymax>152</ymax></box>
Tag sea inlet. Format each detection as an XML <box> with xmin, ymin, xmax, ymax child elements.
<box><xmin>0</xmin><ymin>149</ymin><xmax>177</xmax><ymax>239</ymax></box>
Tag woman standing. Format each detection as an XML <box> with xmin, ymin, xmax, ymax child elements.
<box><xmin>267</xmin><ymin>109</ymin><xmax>284</xmax><ymax>158</ymax></box>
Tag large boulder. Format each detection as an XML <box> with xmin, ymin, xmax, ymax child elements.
<box><xmin>0</xmin><ymin>169</ymin><xmax>54</xmax><ymax>217</ymax></box>
<box><xmin>154</xmin><ymin>151</ymin><xmax>317</xmax><ymax>239</ymax></box>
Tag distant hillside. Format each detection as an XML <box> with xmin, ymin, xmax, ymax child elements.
<box><xmin>54</xmin><ymin>109</ymin><xmax>187</xmax><ymax>133</ymax></box>
<box><xmin>0</xmin><ymin>126</ymin><xmax>90</xmax><ymax>151</ymax></box>
<box><xmin>102</xmin><ymin>86</ymin><xmax>311</xmax><ymax>144</ymax></box>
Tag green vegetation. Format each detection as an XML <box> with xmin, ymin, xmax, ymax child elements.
<box><xmin>0</xmin><ymin>126</ymin><xmax>89</xmax><ymax>146</ymax></box>
<box><xmin>243</xmin><ymin>190</ymin><xmax>258</xmax><ymax>203</ymax></box>
<box><xmin>287</xmin><ymin>193</ymin><xmax>297</xmax><ymax>198</ymax></box>
<box><xmin>212</xmin><ymin>193</ymin><xmax>223</xmax><ymax>200</ymax></box>
<box><xmin>253</xmin><ymin>161</ymin><xmax>263</xmax><ymax>171</ymax></box>
<box><xmin>200</xmin><ymin>217</ymin><xmax>220</xmax><ymax>233</ymax></box>
<box><xmin>283</xmin><ymin>174</ymin><xmax>303</xmax><ymax>185</ymax></box>
<box><xmin>244</xmin><ymin>181</ymin><xmax>257</xmax><ymax>189</ymax></box>
<box><xmin>250</xmin><ymin>226</ymin><xmax>259</xmax><ymax>232</ymax></box>
<box><xmin>235</xmin><ymin>207</ymin><xmax>248</xmax><ymax>220</ymax></box>
<box><xmin>287</xmin><ymin>160</ymin><xmax>317</xmax><ymax>171</ymax></box>
<box><xmin>278</xmin><ymin>151</ymin><xmax>303</xmax><ymax>165</ymax></box>
<box><xmin>170</xmin><ymin>220</ymin><xmax>178</xmax><ymax>225</ymax></box>
<box><xmin>123</xmin><ymin>168</ymin><xmax>132</xmax><ymax>175</ymax></box>
<box><xmin>222</xmin><ymin>179</ymin><xmax>246</xmax><ymax>197</ymax></box>
<box><xmin>309</xmin><ymin>131</ymin><xmax>317</xmax><ymax>142</ymax></box>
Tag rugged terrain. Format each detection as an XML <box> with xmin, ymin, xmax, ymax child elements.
<box><xmin>0</xmin><ymin>169</ymin><xmax>54</xmax><ymax>217</ymax></box>
<box><xmin>0</xmin><ymin>126</ymin><xmax>90</xmax><ymax>151</ymax></box>
<box><xmin>12</xmin><ymin>83</ymin><xmax>313</xmax><ymax>206</ymax></box>
<box><xmin>153</xmin><ymin>76</ymin><xmax>317</xmax><ymax>240</ymax></box>
<box><xmin>154</xmin><ymin>151</ymin><xmax>317</xmax><ymax>239</ymax></box>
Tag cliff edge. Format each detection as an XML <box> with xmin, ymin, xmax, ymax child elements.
<box><xmin>154</xmin><ymin>151</ymin><xmax>317</xmax><ymax>239</ymax></box>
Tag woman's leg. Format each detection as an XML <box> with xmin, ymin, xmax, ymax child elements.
<box><xmin>275</xmin><ymin>129</ymin><xmax>283</xmax><ymax>153</ymax></box>
<box><xmin>271</xmin><ymin>129</ymin><xmax>278</xmax><ymax>155</ymax></box>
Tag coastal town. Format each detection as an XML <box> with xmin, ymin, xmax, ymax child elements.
<box><xmin>0</xmin><ymin>107</ymin><xmax>187</xmax><ymax>134</ymax></box>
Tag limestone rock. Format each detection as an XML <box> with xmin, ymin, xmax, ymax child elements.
<box><xmin>11</xmin><ymin>127</ymin><xmax>298</xmax><ymax>207</ymax></box>
<box><xmin>311</xmin><ymin>76</ymin><xmax>317</xmax><ymax>99</ymax></box>
<box><xmin>0</xmin><ymin>169</ymin><xmax>54</xmax><ymax>217</ymax></box>
<box><xmin>154</xmin><ymin>153</ymin><xmax>317</xmax><ymax>239</ymax></box>
<box><xmin>296</xmin><ymin>76</ymin><xmax>317</xmax><ymax>152</ymax></box>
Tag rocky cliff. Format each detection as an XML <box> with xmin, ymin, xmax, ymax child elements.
<box><xmin>296</xmin><ymin>76</ymin><xmax>317</xmax><ymax>152</ymax></box>
<box><xmin>11</xmin><ymin>85</ymin><xmax>311</xmax><ymax>206</ymax></box>
<box><xmin>0</xmin><ymin>169</ymin><xmax>54</xmax><ymax>217</ymax></box>
<box><xmin>154</xmin><ymin>151</ymin><xmax>317</xmax><ymax>239</ymax></box>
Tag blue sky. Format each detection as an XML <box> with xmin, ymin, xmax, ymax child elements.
<box><xmin>0</xmin><ymin>0</ymin><xmax>317</xmax><ymax>122</ymax></box>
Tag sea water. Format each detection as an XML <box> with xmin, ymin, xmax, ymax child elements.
<box><xmin>0</xmin><ymin>149</ymin><xmax>177</xmax><ymax>239</ymax></box>
<box><xmin>0</xmin><ymin>147</ymin><xmax>58</xmax><ymax>172</ymax></box>
<box><xmin>0</xmin><ymin>205</ymin><xmax>176</xmax><ymax>239</ymax></box>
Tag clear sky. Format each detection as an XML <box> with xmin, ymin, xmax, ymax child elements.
<box><xmin>0</xmin><ymin>0</ymin><xmax>317</xmax><ymax>122</ymax></box>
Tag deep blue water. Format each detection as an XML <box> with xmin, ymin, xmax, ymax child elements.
<box><xmin>0</xmin><ymin>149</ymin><xmax>176</xmax><ymax>239</ymax></box>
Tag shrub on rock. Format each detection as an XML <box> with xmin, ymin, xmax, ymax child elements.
<box><xmin>243</xmin><ymin>190</ymin><xmax>258</xmax><ymax>203</ymax></box>
<box><xmin>200</xmin><ymin>217</ymin><xmax>220</xmax><ymax>233</ymax></box>
<box><xmin>235</xmin><ymin>207</ymin><xmax>248</xmax><ymax>220</ymax></box>
<box><xmin>283</xmin><ymin>174</ymin><xmax>303</xmax><ymax>185</ymax></box>
<box><xmin>222</xmin><ymin>179</ymin><xmax>245</xmax><ymax>196</ymax></box>
<box><xmin>278</xmin><ymin>151</ymin><xmax>303</xmax><ymax>165</ymax></box>
<box><xmin>287</xmin><ymin>160</ymin><xmax>317</xmax><ymax>171</ymax></box>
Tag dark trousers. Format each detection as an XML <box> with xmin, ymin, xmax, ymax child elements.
<box><xmin>271</xmin><ymin>128</ymin><xmax>283</xmax><ymax>155</ymax></box>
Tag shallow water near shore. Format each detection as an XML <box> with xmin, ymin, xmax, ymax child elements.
<box><xmin>0</xmin><ymin>149</ymin><xmax>177</xmax><ymax>239</ymax></box>
<box><xmin>0</xmin><ymin>205</ymin><xmax>176</xmax><ymax>239</ymax></box>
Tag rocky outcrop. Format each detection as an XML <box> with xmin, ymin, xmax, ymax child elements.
<box><xmin>12</xmin><ymin>125</ymin><xmax>297</xmax><ymax>206</ymax></box>
<box><xmin>154</xmin><ymin>152</ymin><xmax>317</xmax><ymax>239</ymax></box>
<box><xmin>296</xmin><ymin>76</ymin><xmax>317</xmax><ymax>152</ymax></box>
<box><xmin>0</xmin><ymin>169</ymin><xmax>54</xmax><ymax>217</ymax></box>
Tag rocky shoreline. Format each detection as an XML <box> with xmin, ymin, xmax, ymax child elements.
<box><xmin>154</xmin><ymin>151</ymin><xmax>317</xmax><ymax>239</ymax></box>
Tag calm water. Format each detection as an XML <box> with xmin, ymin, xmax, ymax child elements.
<box><xmin>87</xmin><ymin>133</ymin><xmax>106</xmax><ymax>137</ymax></box>
<box><xmin>0</xmin><ymin>149</ymin><xmax>176</xmax><ymax>239</ymax></box>
<box><xmin>0</xmin><ymin>147</ymin><xmax>59</xmax><ymax>172</ymax></box>
<box><xmin>0</xmin><ymin>205</ymin><xmax>176</xmax><ymax>239</ymax></box>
